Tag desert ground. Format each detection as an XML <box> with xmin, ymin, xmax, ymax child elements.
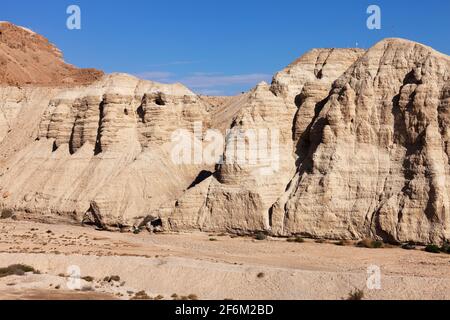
<box><xmin>0</xmin><ymin>219</ymin><xmax>449</xmax><ymax>300</ymax></box>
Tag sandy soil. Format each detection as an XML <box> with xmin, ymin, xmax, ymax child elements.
<box><xmin>0</xmin><ymin>219</ymin><xmax>449</xmax><ymax>300</ymax></box>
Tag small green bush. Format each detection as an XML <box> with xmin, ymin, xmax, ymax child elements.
<box><xmin>372</xmin><ymin>241</ymin><xmax>384</xmax><ymax>248</ymax></box>
<box><xmin>255</xmin><ymin>232</ymin><xmax>267</xmax><ymax>241</ymax></box>
<box><xmin>440</xmin><ymin>242</ymin><xmax>450</xmax><ymax>254</ymax></box>
<box><xmin>425</xmin><ymin>244</ymin><xmax>441</xmax><ymax>254</ymax></box>
<box><xmin>401</xmin><ymin>242</ymin><xmax>416</xmax><ymax>250</ymax></box>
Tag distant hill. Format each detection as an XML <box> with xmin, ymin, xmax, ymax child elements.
<box><xmin>0</xmin><ymin>22</ymin><xmax>103</xmax><ymax>86</ymax></box>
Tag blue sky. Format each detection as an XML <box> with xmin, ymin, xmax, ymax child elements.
<box><xmin>2</xmin><ymin>0</ymin><xmax>450</xmax><ymax>95</ymax></box>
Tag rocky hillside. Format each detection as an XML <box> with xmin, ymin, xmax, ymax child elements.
<box><xmin>0</xmin><ymin>23</ymin><xmax>449</xmax><ymax>244</ymax></box>
<box><xmin>0</xmin><ymin>73</ymin><xmax>217</xmax><ymax>227</ymax></box>
<box><xmin>166</xmin><ymin>40</ymin><xmax>450</xmax><ymax>244</ymax></box>
<box><xmin>0</xmin><ymin>22</ymin><xmax>103</xmax><ymax>86</ymax></box>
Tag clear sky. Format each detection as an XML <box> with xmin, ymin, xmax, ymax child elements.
<box><xmin>2</xmin><ymin>0</ymin><xmax>450</xmax><ymax>95</ymax></box>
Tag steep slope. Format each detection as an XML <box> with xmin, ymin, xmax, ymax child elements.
<box><xmin>0</xmin><ymin>73</ymin><xmax>214</xmax><ymax>227</ymax></box>
<box><xmin>0</xmin><ymin>22</ymin><xmax>103</xmax><ymax>86</ymax></box>
<box><xmin>165</xmin><ymin>39</ymin><xmax>450</xmax><ymax>244</ymax></box>
<box><xmin>272</xmin><ymin>39</ymin><xmax>450</xmax><ymax>244</ymax></box>
<box><xmin>164</xmin><ymin>49</ymin><xmax>365</xmax><ymax>233</ymax></box>
<box><xmin>1</xmin><ymin>23</ymin><xmax>449</xmax><ymax>245</ymax></box>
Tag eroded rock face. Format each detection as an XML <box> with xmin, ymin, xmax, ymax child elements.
<box><xmin>0</xmin><ymin>22</ymin><xmax>103</xmax><ymax>86</ymax></box>
<box><xmin>0</xmin><ymin>73</ymin><xmax>212</xmax><ymax>226</ymax></box>
<box><xmin>164</xmin><ymin>48</ymin><xmax>365</xmax><ymax>235</ymax></box>
<box><xmin>0</xmin><ymin>25</ymin><xmax>449</xmax><ymax>244</ymax></box>
<box><xmin>273</xmin><ymin>39</ymin><xmax>450</xmax><ymax>244</ymax></box>
<box><xmin>165</xmin><ymin>40</ymin><xmax>450</xmax><ymax>244</ymax></box>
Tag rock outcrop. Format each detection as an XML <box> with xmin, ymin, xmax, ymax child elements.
<box><xmin>0</xmin><ymin>73</ymin><xmax>213</xmax><ymax>227</ymax></box>
<box><xmin>0</xmin><ymin>23</ymin><xmax>449</xmax><ymax>244</ymax></box>
<box><xmin>273</xmin><ymin>39</ymin><xmax>450</xmax><ymax>244</ymax></box>
<box><xmin>164</xmin><ymin>48</ymin><xmax>366</xmax><ymax>235</ymax></box>
<box><xmin>0</xmin><ymin>22</ymin><xmax>103</xmax><ymax>86</ymax></box>
<box><xmin>165</xmin><ymin>40</ymin><xmax>450</xmax><ymax>244</ymax></box>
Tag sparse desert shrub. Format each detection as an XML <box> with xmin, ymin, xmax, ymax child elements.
<box><xmin>81</xmin><ymin>285</ymin><xmax>93</xmax><ymax>292</ymax></box>
<box><xmin>315</xmin><ymin>239</ymin><xmax>325</xmax><ymax>244</ymax></box>
<box><xmin>110</xmin><ymin>275</ymin><xmax>121</xmax><ymax>282</ymax></box>
<box><xmin>0</xmin><ymin>208</ymin><xmax>14</xmax><ymax>219</ymax></box>
<box><xmin>347</xmin><ymin>289</ymin><xmax>364</xmax><ymax>300</ymax></box>
<box><xmin>81</xmin><ymin>276</ymin><xmax>94</xmax><ymax>282</ymax></box>
<box><xmin>155</xmin><ymin>295</ymin><xmax>164</xmax><ymax>300</ymax></box>
<box><xmin>209</xmin><ymin>238</ymin><xmax>218</xmax><ymax>241</ymax></box>
<box><xmin>287</xmin><ymin>236</ymin><xmax>305</xmax><ymax>243</ymax></box>
<box><xmin>425</xmin><ymin>244</ymin><xmax>441</xmax><ymax>254</ymax></box>
<box><xmin>172</xmin><ymin>293</ymin><xmax>198</xmax><ymax>300</ymax></box>
<box><xmin>131</xmin><ymin>290</ymin><xmax>152</xmax><ymax>300</ymax></box>
<box><xmin>357</xmin><ymin>238</ymin><xmax>384</xmax><ymax>249</ymax></box>
<box><xmin>255</xmin><ymin>232</ymin><xmax>267</xmax><ymax>241</ymax></box>
<box><xmin>335</xmin><ymin>240</ymin><xmax>352</xmax><ymax>246</ymax></box>
<box><xmin>257</xmin><ymin>272</ymin><xmax>265</xmax><ymax>279</ymax></box>
<box><xmin>440</xmin><ymin>242</ymin><xmax>450</xmax><ymax>254</ymax></box>
<box><xmin>103</xmin><ymin>275</ymin><xmax>120</xmax><ymax>282</ymax></box>
<box><xmin>372</xmin><ymin>240</ymin><xmax>384</xmax><ymax>248</ymax></box>
<box><xmin>0</xmin><ymin>264</ymin><xmax>38</xmax><ymax>278</ymax></box>
<box><xmin>401</xmin><ymin>241</ymin><xmax>416</xmax><ymax>250</ymax></box>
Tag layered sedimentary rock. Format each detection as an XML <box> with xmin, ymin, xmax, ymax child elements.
<box><xmin>165</xmin><ymin>40</ymin><xmax>450</xmax><ymax>244</ymax></box>
<box><xmin>164</xmin><ymin>49</ymin><xmax>365</xmax><ymax>235</ymax></box>
<box><xmin>0</xmin><ymin>73</ymin><xmax>213</xmax><ymax>226</ymax></box>
<box><xmin>272</xmin><ymin>39</ymin><xmax>450</xmax><ymax>244</ymax></box>
<box><xmin>1</xmin><ymin>23</ymin><xmax>449</xmax><ymax>244</ymax></box>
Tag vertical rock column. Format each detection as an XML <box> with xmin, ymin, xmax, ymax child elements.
<box><xmin>70</xmin><ymin>96</ymin><xmax>103</xmax><ymax>153</ymax></box>
<box><xmin>96</xmin><ymin>93</ymin><xmax>141</xmax><ymax>154</ymax></box>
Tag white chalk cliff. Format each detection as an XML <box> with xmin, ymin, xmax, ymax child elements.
<box><xmin>1</xmin><ymin>23</ymin><xmax>449</xmax><ymax>244</ymax></box>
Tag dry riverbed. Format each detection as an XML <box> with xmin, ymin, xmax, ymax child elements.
<box><xmin>0</xmin><ymin>219</ymin><xmax>449</xmax><ymax>300</ymax></box>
